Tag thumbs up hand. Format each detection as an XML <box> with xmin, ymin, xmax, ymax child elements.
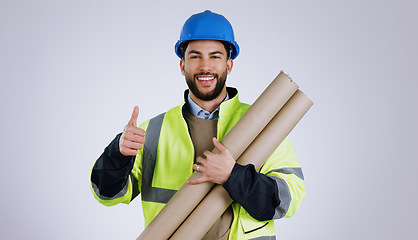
<box><xmin>119</xmin><ymin>106</ymin><xmax>146</xmax><ymax>156</ymax></box>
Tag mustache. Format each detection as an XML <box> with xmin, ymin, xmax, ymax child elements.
<box><xmin>194</xmin><ymin>72</ymin><xmax>218</xmax><ymax>78</ymax></box>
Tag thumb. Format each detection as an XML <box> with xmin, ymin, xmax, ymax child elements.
<box><xmin>212</xmin><ymin>137</ymin><xmax>226</xmax><ymax>153</ymax></box>
<box><xmin>129</xmin><ymin>106</ymin><xmax>139</xmax><ymax>127</ymax></box>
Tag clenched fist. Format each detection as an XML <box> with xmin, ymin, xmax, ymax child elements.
<box><xmin>119</xmin><ymin>106</ymin><xmax>146</xmax><ymax>156</ymax></box>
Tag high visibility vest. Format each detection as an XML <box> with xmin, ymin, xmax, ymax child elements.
<box><xmin>92</xmin><ymin>90</ymin><xmax>305</xmax><ymax>239</ymax></box>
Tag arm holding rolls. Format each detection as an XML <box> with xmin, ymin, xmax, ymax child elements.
<box><xmin>187</xmin><ymin>135</ymin><xmax>304</xmax><ymax>221</ymax></box>
<box><xmin>223</xmin><ymin>136</ymin><xmax>304</xmax><ymax>221</ymax></box>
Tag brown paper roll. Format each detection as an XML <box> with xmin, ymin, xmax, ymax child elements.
<box><xmin>137</xmin><ymin>72</ymin><xmax>299</xmax><ymax>240</ymax></box>
<box><xmin>169</xmin><ymin>90</ymin><xmax>313</xmax><ymax>240</ymax></box>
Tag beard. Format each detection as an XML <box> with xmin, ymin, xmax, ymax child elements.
<box><xmin>185</xmin><ymin>70</ymin><xmax>227</xmax><ymax>101</ymax></box>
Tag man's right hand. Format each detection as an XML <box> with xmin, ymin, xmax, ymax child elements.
<box><xmin>119</xmin><ymin>106</ymin><xmax>146</xmax><ymax>156</ymax></box>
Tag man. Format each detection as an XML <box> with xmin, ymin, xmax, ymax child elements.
<box><xmin>91</xmin><ymin>10</ymin><xmax>305</xmax><ymax>239</ymax></box>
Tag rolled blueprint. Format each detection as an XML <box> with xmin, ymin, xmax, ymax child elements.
<box><xmin>137</xmin><ymin>72</ymin><xmax>299</xmax><ymax>240</ymax></box>
<box><xmin>170</xmin><ymin>90</ymin><xmax>313</xmax><ymax>240</ymax></box>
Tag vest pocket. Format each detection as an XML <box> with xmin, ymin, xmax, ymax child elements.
<box><xmin>244</xmin><ymin>222</ymin><xmax>269</xmax><ymax>234</ymax></box>
<box><xmin>239</xmin><ymin>208</ymin><xmax>272</xmax><ymax>237</ymax></box>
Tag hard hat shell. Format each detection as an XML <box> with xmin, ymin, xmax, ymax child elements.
<box><xmin>175</xmin><ymin>10</ymin><xmax>240</xmax><ymax>59</ymax></box>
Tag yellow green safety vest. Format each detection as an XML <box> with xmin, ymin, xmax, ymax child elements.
<box><xmin>92</xmin><ymin>91</ymin><xmax>305</xmax><ymax>239</ymax></box>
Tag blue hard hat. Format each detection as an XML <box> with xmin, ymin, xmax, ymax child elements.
<box><xmin>175</xmin><ymin>10</ymin><xmax>240</xmax><ymax>59</ymax></box>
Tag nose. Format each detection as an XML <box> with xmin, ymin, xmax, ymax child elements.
<box><xmin>199</xmin><ymin>57</ymin><xmax>212</xmax><ymax>73</ymax></box>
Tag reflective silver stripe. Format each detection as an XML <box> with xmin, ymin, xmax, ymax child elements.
<box><xmin>249</xmin><ymin>236</ymin><xmax>276</xmax><ymax>240</ymax></box>
<box><xmin>143</xmin><ymin>186</ymin><xmax>177</xmax><ymax>204</ymax></box>
<box><xmin>130</xmin><ymin>173</ymin><xmax>140</xmax><ymax>201</ymax></box>
<box><xmin>141</xmin><ymin>112</ymin><xmax>178</xmax><ymax>204</ymax></box>
<box><xmin>266</xmin><ymin>167</ymin><xmax>303</xmax><ymax>219</ymax></box>
<box><xmin>269</xmin><ymin>176</ymin><xmax>291</xmax><ymax>219</ymax></box>
<box><xmin>266</xmin><ymin>167</ymin><xmax>304</xmax><ymax>181</ymax></box>
<box><xmin>91</xmin><ymin>178</ymin><xmax>130</xmax><ymax>201</ymax></box>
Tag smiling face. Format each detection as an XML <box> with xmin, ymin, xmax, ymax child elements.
<box><xmin>180</xmin><ymin>40</ymin><xmax>233</xmax><ymax>102</ymax></box>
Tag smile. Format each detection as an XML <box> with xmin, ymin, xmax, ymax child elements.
<box><xmin>197</xmin><ymin>76</ymin><xmax>215</xmax><ymax>81</ymax></box>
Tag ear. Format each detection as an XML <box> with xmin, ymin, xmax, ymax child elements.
<box><xmin>226</xmin><ymin>59</ymin><xmax>233</xmax><ymax>75</ymax></box>
<box><xmin>180</xmin><ymin>59</ymin><xmax>185</xmax><ymax>76</ymax></box>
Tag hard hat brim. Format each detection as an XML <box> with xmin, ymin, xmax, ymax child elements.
<box><xmin>175</xmin><ymin>39</ymin><xmax>239</xmax><ymax>60</ymax></box>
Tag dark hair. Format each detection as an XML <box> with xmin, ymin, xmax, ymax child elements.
<box><xmin>180</xmin><ymin>40</ymin><xmax>231</xmax><ymax>59</ymax></box>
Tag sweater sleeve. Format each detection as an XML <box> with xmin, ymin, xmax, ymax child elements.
<box><xmin>223</xmin><ymin>137</ymin><xmax>305</xmax><ymax>221</ymax></box>
<box><xmin>90</xmin><ymin>133</ymin><xmax>137</xmax><ymax>201</ymax></box>
<box><xmin>223</xmin><ymin>163</ymin><xmax>279</xmax><ymax>221</ymax></box>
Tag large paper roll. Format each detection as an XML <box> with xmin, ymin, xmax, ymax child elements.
<box><xmin>170</xmin><ymin>90</ymin><xmax>313</xmax><ymax>240</ymax></box>
<box><xmin>137</xmin><ymin>72</ymin><xmax>299</xmax><ymax>240</ymax></box>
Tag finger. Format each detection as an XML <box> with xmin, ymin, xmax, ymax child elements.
<box><xmin>132</xmin><ymin>127</ymin><xmax>146</xmax><ymax>137</ymax></box>
<box><xmin>187</xmin><ymin>175</ymin><xmax>208</xmax><ymax>185</ymax></box>
<box><xmin>195</xmin><ymin>156</ymin><xmax>206</xmax><ymax>165</ymax></box>
<box><xmin>193</xmin><ymin>163</ymin><xmax>204</xmax><ymax>172</ymax></box>
<box><xmin>202</xmin><ymin>150</ymin><xmax>214</xmax><ymax>159</ymax></box>
<box><xmin>124</xmin><ymin>132</ymin><xmax>145</xmax><ymax>144</ymax></box>
<box><xmin>125</xmin><ymin>126</ymin><xmax>146</xmax><ymax>138</ymax></box>
<box><xmin>120</xmin><ymin>147</ymin><xmax>139</xmax><ymax>156</ymax></box>
<box><xmin>123</xmin><ymin>140</ymin><xmax>143</xmax><ymax>150</ymax></box>
<box><xmin>129</xmin><ymin>106</ymin><xmax>139</xmax><ymax>127</ymax></box>
<box><xmin>212</xmin><ymin>137</ymin><xmax>226</xmax><ymax>153</ymax></box>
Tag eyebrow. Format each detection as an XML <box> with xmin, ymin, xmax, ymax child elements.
<box><xmin>210</xmin><ymin>51</ymin><xmax>225</xmax><ymax>55</ymax></box>
<box><xmin>187</xmin><ymin>50</ymin><xmax>225</xmax><ymax>55</ymax></box>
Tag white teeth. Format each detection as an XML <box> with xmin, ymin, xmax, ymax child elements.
<box><xmin>198</xmin><ymin>76</ymin><xmax>214</xmax><ymax>81</ymax></box>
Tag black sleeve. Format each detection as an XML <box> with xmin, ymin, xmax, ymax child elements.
<box><xmin>223</xmin><ymin>163</ymin><xmax>280</xmax><ymax>221</ymax></box>
<box><xmin>91</xmin><ymin>133</ymin><xmax>136</xmax><ymax>198</ymax></box>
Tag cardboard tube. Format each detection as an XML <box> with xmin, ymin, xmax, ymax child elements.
<box><xmin>170</xmin><ymin>90</ymin><xmax>313</xmax><ymax>240</ymax></box>
<box><xmin>170</xmin><ymin>184</ymin><xmax>233</xmax><ymax>240</ymax></box>
<box><xmin>137</xmin><ymin>72</ymin><xmax>298</xmax><ymax>240</ymax></box>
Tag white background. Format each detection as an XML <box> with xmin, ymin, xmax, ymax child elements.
<box><xmin>1</xmin><ymin>0</ymin><xmax>417</xmax><ymax>239</ymax></box>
